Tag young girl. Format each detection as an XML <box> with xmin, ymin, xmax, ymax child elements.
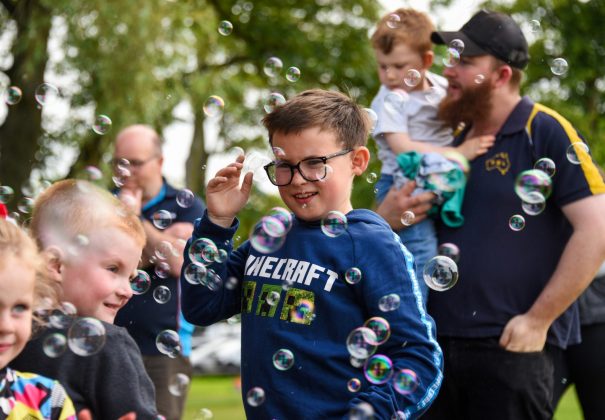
<box><xmin>0</xmin><ymin>218</ymin><xmax>76</xmax><ymax>420</ymax></box>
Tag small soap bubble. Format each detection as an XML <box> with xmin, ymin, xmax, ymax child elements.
<box><xmin>522</xmin><ymin>192</ymin><xmax>546</xmax><ymax>216</ymax></box>
<box><xmin>364</xmin><ymin>354</ymin><xmax>394</xmax><ymax>384</ymax></box>
<box><xmin>35</xmin><ymin>83</ymin><xmax>59</xmax><ymax>106</ymax></box>
<box><xmin>156</xmin><ymin>329</ymin><xmax>181</xmax><ymax>358</ymax></box>
<box><xmin>514</xmin><ymin>169</ymin><xmax>552</xmax><ymax>203</ymax></box>
<box><xmin>263</xmin><ymin>57</ymin><xmax>283</xmax><ymax>77</ymax></box>
<box><xmin>250</xmin><ymin>218</ymin><xmax>286</xmax><ymax>253</ymax></box>
<box><xmin>272</xmin><ymin>348</ymin><xmax>295</xmax><ymax>370</ymax></box>
<box><xmin>155</xmin><ymin>240</ymin><xmax>174</xmax><ymax>260</ymax></box>
<box><xmin>290</xmin><ymin>299</ymin><xmax>314</xmax><ymax>324</ymax></box>
<box><xmin>5</xmin><ymin>86</ymin><xmax>22</xmax><ymax>105</ymax></box>
<box><xmin>154</xmin><ymin>261</ymin><xmax>170</xmax><ymax>279</ymax></box>
<box><xmin>176</xmin><ymin>189</ymin><xmax>195</xmax><ymax>208</ymax></box>
<box><xmin>206</xmin><ymin>269</ymin><xmax>223</xmax><ymax>291</ymax></box>
<box><xmin>272</xmin><ymin>146</ymin><xmax>286</xmax><ymax>159</ymax></box>
<box><xmin>153</xmin><ymin>285</ymin><xmax>172</xmax><ymax>304</ymax></box>
<box><xmin>195</xmin><ymin>408</ymin><xmax>214</xmax><ymax>420</ymax></box>
<box><xmin>246</xmin><ymin>387</ymin><xmax>266</xmax><ymax>407</ymax></box>
<box><xmin>347</xmin><ymin>378</ymin><xmax>362</xmax><ymax>393</ymax></box>
<box><xmin>152</xmin><ymin>210</ymin><xmax>174</xmax><ymax>229</ymax></box>
<box><xmin>509</xmin><ymin>214</ymin><xmax>526</xmax><ymax>231</ymax></box>
<box><xmin>393</xmin><ymin>369</ymin><xmax>419</xmax><ymax>395</ymax></box>
<box><xmin>261</xmin><ymin>215</ymin><xmax>287</xmax><ymax>238</ymax></box>
<box><xmin>566</xmin><ymin>142</ymin><xmax>590</xmax><ymax>165</ymax></box>
<box><xmin>400</xmin><ymin>210</ymin><xmax>415</xmax><ymax>226</ymax></box>
<box><xmin>437</xmin><ymin>243</ymin><xmax>460</xmax><ymax>263</ymax></box>
<box><xmin>286</xmin><ymin>66</ymin><xmax>301</xmax><ymax>82</ymax></box>
<box><xmin>449</xmin><ymin>39</ymin><xmax>465</xmax><ymax>54</ymax></box>
<box><xmin>263</xmin><ymin>92</ymin><xmax>286</xmax><ymax>113</ymax></box>
<box><xmin>268</xmin><ymin>207</ymin><xmax>293</xmax><ymax>233</ymax></box>
<box><xmin>404</xmin><ymin>69</ymin><xmax>421</xmax><ymax>87</ymax></box>
<box><xmin>130</xmin><ymin>270</ymin><xmax>151</xmax><ymax>295</ymax></box>
<box><xmin>423</xmin><ymin>256</ymin><xmax>459</xmax><ymax>291</ymax></box>
<box><xmin>550</xmin><ymin>58</ymin><xmax>568</xmax><ymax>76</ymax></box>
<box><xmin>378</xmin><ymin>293</ymin><xmax>401</xmax><ymax>312</ymax></box>
<box><xmin>442</xmin><ymin>48</ymin><xmax>461</xmax><ymax>68</ymax></box>
<box><xmin>183</xmin><ymin>263</ymin><xmax>207</xmax><ymax>285</ymax></box>
<box><xmin>85</xmin><ymin>166</ymin><xmax>103</xmax><ymax>182</ymax></box>
<box><xmin>203</xmin><ymin>95</ymin><xmax>225</xmax><ymax>118</ymax></box>
<box><xmin>49</xmin><ymin>308</ymin><xmax>74</xmax><ymax>329</ymax></box>
<box><xmin>349</xmin><ymin>402</ymin><xmax>375</xmax><ymax>420</ymax></box>
<box><xmin>391</xmin><ymin>411</ymin><xmax>406</xmax><ymax>420</ymax></box>
<box><xmin>225</xmin><ymin>276</ymin><xmax>238</xmax><ymax>290</ymax></box>
<box><xmin>168</xmin><ymin>373</ymin><xmax>190</xmax><ymax>396</ymax></box>
<box><xmin>529</xmin><ymin>19</ymin><xmax>541</xmax><ymax>33</ymax></box>
<box><xmin>386</xmin><ymin>13</ymin><xmax>401</xmax><ymax>29</ymax></box>
<box><xmin>474</xmin><ymin>74</ymin><xmax>485</xmax><ymax>84</ymax></box>
<box><xmin>43</xmin><ymin>333</ymin><xmax>67</xmax><ymax>358</ymax></box>
<box><xmin>345</xmin><ymin>267</ymin><xmax>363</xmax><ymax>285</ymax></box>
<box><xmin>346</xmin><ymin>327</ymin><xmax>378</xmax><ymax>359</ymax></box>
<box><xmin>365</xmin><ymin>172</ymin><xmax>377</xmax><ymax>183</ymax></box>
<box><xmin>17</xmin><ymin>197</ymin><xmax>34</xmax><ymax>214</ymax></box>
<box><xmin>92</xmin><ymin>115</ymin><xmax>112</xmax><ymax>135</ymax></box>
<box><xmin>363</xmin><ymin>317</ymin><xmax>391</xmax><ymax>345</ymax></box>
<box><xmin>321</xmin><ymin>211</ymin><xmax>348</xmax><ymax>237</ymax></box>
<box><xmin>218</xmin><ymin>20</ymin><xmax>233</xmax><ymax>36</ymax></box>
<box><xmin>227</xmin><ymin>146</ymin><xmax>245</xmax><ymax>160</ymax></box>
<box><xmin>364</xmin><ymin>108</ymin><xmax>378</xmax><ymax>131</ymax></box>
<box><xmin>67</xmin><ymin>317</ymin><xmax>106</xmax><ymax>356</ymax></box>
<box><xmin>189</xmin><ymin>238</ymin><xmax>219</xmax><ymax>266</ymax></box>
<box><xmin>350</xmin><ymin>356</ymin><xmax>366</xmax><ymax>368</ymax></box>
<box><xmin>0</xmin><ymin>186</ymin><xmax>14</xmax><ymax>204</ymax></box>
<box><xmin>214</xmin><ymin>248</ymin><xmax>228</xmax><ymax>263</ymax></box>
<box><xmin>266</xmin><ymin>291</ymin><xmax>280</xmax><ymax>306</ymax></box>
<box><xmin>534</xmin><ymin>157</ymin><xmax>556</xmax><ymax>177</ymax></box>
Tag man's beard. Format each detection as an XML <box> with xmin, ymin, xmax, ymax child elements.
<box><xmin>437</xmin><ymin>81</ymin><xmax>493</xmax><ymax>131</ymax></box>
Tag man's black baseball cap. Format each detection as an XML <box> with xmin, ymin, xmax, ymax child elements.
<box><xmin>431</xmin><ymin>10</ymin><xmax>529</xmax><ymax>69</ymax></box>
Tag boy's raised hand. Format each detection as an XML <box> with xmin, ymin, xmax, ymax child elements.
<box><xmin>206</xmin><ymin>154</ymin><xmax>254</xmax><ymax>228</ymax></box>
<box><xmin>456</xmin><ymin>134</ymin><xmax>496</xmax><ymax>160</ymax></box>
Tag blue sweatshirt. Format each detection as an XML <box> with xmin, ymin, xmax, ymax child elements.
<box><xmin>181</xmin><ymin>209</ymin><xmax>443</xmax><ymax>419</ymax></box>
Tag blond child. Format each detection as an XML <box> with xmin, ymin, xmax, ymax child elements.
<box><xmin>370</xmin><ymin>8</ymin><xmax>495</xmax><ymax>301</ymax></box>
<box><xmin>0</xmin><ymin>218</ymin><xmax>76</xmax><ymax>419</ymax></box>
<box><xmin>181</xmin><ymin>90</ymin><xmax>442</xmax><ymax>419</ymax></box>
<box><xmin>9</xmin><ymin>180</ymin><xmax>159</xmax><ymax>419</ymax></box>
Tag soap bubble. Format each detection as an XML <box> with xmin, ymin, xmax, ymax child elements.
<box><xmin>130</xmin><ymin>270</ymin><xmax>151</xmax><ymax>295</ymax></box>
<box><xmin>153</xmin><ymin>285</ymin><xmax>172</xmax><ymax>304</ymax></box>
<box><xmin>218</xmin><ymin>20</ymin><xmax>233</xmax><ymax>36</ymax></box>
<box><xmin>566</xmin><ymin>142</ymin><xmax>590</xmax><ymax>165</ymax></box>
<box><xmin>509</xmin><ymin>214</ymin><xmax>526</xmax><ymax>231</ymax></box>
<box><xmin>404</xmin><ymin>69</ymin><xmax>421</xmax><ymax>87</ymax></box>
<box><xmin>5</xmin><ymin>86</ymin><xmax>22</xmax><ymax>105</ymax></box>
<box><xmin>437</xmin><ymin>243</ymin><xmax>460</xmax><ymax>263</ymax></box>
<box><xmin>345</xmin><ymin>267</ymin><xmax>362</xmax><ymax>285</ymax></box>
<box><xmin>156</xmin><ymin>329</ymin><xmax>181</xmax><ymax>358</ymax></box>
<box><xmin>268</xmin><ymin>207</ymin><xmax>293</xmax><ymax>234</ymax></box>
<box><xmin>272</xmin><ymin>348</ymin><xmax>295</xmax><ymax>371</ymax></box>
<box><xmin>67</xmin><ymin>317</ymin><xmax>106</xmax><ymax>356</ymax></box>
<box><xmin>346</xmin><ymin>327</ymin><xmax>378</xmax><ymax>359</ymax></box>
<box><xmin>17</xmin><ymin>197</ymin><xmax>34</xmax><ymax>214</ymax></box>
<box><xmin>550</xmin><ymin>58</ymin><xmax>568</xmax><ymax>76</ymax></box>
<box><xmin>449</xmin><ymin>39</ymin><xmax>465</xmax><ymax>54</ymax></box>
<box><xmin>529</xmin><ymin>19</ymin><xmax>541</xmax><ymax>33</ymax></box>
<box><xmin>347</xmin><ymin>378</ymin><xmax>362</xmax><ymax>393</ymax></box>
<box><xmin>168</xmin><ymin>373</ymin><xmax>190</xmax><ymax>396</ymax></box>
<box><xmin>176</xmin><ymin>189</ymin><xmax>195</xmax><ymax>208</ymax></box>
<box><xmin>321</xmin><ymin>211</ymin><xmax>348</xmax><ymax>237</ymax></box>
<box><xmin>189</xmin><ymin>237</ymin><xmax>219</xmax><ymax>266</ymax></box>
<box><xmin>386</xmin><ymin>13</ymin><xmax>401</xmax><ymax>29</ymax></box>
<box><xmin>290</xmin><ymin>299</ymin><xmax>315</xmax><ymax>324</ymax></box>
<box><xmin>443</xmin><ymin>48</ymin><xmax>461</xmax><ymax>68</ymax></box>
<box><xmin>378</xmin><ymin>293</ymin><xmax>401</xmax><ymax>312</ymax></box>
<box><xmin>521</xmin><ymin>192</ymin><xmax>546</xmax><ymax>216</ymax></box>
<box><xmin>393</xmin><ymin>369</ymin><xmax>419</xmax><ymax>395</ymax></box>
<box><xmin>364</xmin><ymin>317</ymin><xmax>391</xmax><ymax>345</ymax></box>
<box><xmin>364</xmin><ymin>108</ymin><xmax>378</xmax><ymax>131</ymax></box>
<box><xmin>534</xmin><ymin>157</ymin><xmax>556</xmax><ymax>177</ymax></box>
<box><xmin>183</xmin><ymin>263</ymin><xmax>207</xmax><ymax>285</ymax></box>
<box><xmin>92</xmin><ymin>115</ymin><xmax>112</xmax><ymax>135</ymax></box>
<box><xmin>246</xmin><ymin>387</ymin><xmax>266</xmax><ymax>407</ymax></box>
<box><xmin>286</xmin><ymin>67</ymin><xmax>301</xmax><ymax>82</ymax></box>
<box><xmin>514</xmin><ymin>169</ymin><xmax>552</xmax><ymax>203</ymax></box>
<box><xmin>84</xmin><ymin>166</ymin><xmax>103</xmax><ymax>182</ymax></box>
<box><xmin>43</xmin><ymin>333</ymin><xmax>67</xmax><ymax>358</ymax></box>
<box><xmin>152</xmin><ymin>210</ymin><xmax>173</xmax><ymax>229</ymax></box>
<box><xmin>0</xmin><ymin>186</ymin><xmax>14</xmax><ymax>204</ymax></box>
<box><xmin>250</xmin><ymin>218</ymin><xmax>286</xmax><ymax>254</ymax></box>
<box><xmin>400</xmin><ymin>211</ymin><xmax>415</xmax><ymax>226</ymax></box>
<box><xmin>263</xmin><ymin>92</ymin><xmax>286</xmax><ymax>113</ymax></box>
<box><xmin>423</xmin><ymin>256</ymin><xmax>459</xmax><ymax>291</ymax></box>
<box><xmin>203</xmin><ymin>95</ymin><xmax>225</xmax><ymax>118</ymax></box>
<box><xmin>364</xmin><ymin>354</ymin><xmax>394</xmax><ymax>384</ymax></box>
<box><xmin>366</xmin><ymin>172</ymin><xmax>378</xmax><ymax>183</ymax></box>
<box><xmin>263</xmin><ymin>57</ymin><xmax>283</xmax><ymax>77</ymax></box>
<box><xmin>35</xmin><ymin>83</ymin><xmax>59</xmax><ymax>106</ymax></box>
<box><xmin>474</xmin><ymin>74</ymin><xmax>485</xmax><ymax>84</ymax></box>
<box><xmin>349</xmin><ymin>402</ymin><xmax>375</xmax><ymax>420</ymax></box>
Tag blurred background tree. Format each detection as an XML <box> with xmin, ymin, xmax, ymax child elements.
<box><xmin>1</xmin><ymin>0</ymin><xmax>603</xmax><ymax>231</ymax></box>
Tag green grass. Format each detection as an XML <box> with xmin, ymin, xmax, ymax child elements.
<box><xmin>183</xmin><ymin>375</ymin><xmax>582</xmax><ymax>420</ymax></box>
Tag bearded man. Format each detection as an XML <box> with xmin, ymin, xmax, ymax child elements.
<box><xmin>422</xmin><ymin>10</ymin><xmax>605</xmax><ymax>420</ymax></box>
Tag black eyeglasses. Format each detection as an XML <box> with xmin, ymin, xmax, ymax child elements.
<box><xmin>111</xmin><ymin>156</ymin><xmax>159</xmax><ymax>169</ymax></box>
<box><xmin>263</xmin><ymin>149</ymin><xmax>353</xmax><ymax>186</ymax></box>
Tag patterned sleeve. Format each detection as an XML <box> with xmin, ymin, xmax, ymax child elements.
<box><xmin>49</xmin><ymin>382</ymin><xmax>76</xmax><ymax>420</ymax></box>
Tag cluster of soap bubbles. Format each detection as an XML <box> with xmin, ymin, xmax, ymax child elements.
<box><xmin>43</xmin><ymin>316</ymin><xmax>108</xmax><ymax>358</ymax></box>
<box><xmin>184</xmin><ymin>237</ymin><xmax>227</xmax><ymax>291</ymax></box>
<box><xmin>249</xmin><ymin>207</ymin><xmax>293</xmax><ymax>254</ymax></box>
<box><xmin>263</xmin><ymin>57</ymin><xmax>301</xmax><ymax>83</ymax></box>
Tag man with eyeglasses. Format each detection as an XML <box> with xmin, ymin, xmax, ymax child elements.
<box><xmin>112</xmin><ymin>124</ymin><xmax>205</xmax><ymax>420</ymax></box>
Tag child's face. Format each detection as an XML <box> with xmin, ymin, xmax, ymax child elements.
<box><xmin>60</xmin><ymin>228</ymin><xmax>141</xmax><ymax>324</ymax></box>
<box><xmin>0</xmin><ymin>257</ymin><xmax>35</xmax><ymax>369</ymax></box>
<box><xmin>375</xmin><ymin>43</ymin><xmax>430</xmax><ymax>92</ymax></box>
<box><xmin>271</xmin><ymin>127</ymin><xmax>367</xmax><ymax>221</ymax></box>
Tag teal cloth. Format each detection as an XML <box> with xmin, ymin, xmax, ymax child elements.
<box><xmin>396</xmin><ymin>151</ymin><xmax>466</xmax><ymax>228</ymax></box>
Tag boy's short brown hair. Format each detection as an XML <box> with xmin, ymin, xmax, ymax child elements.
<box><xmin>262</xmin><ymin>89</ymin><xmax>371</xmax><ymax>150</ymax></box>
<box><xmin>30</xmin><ymin>179</ymin><xmax>145</xmax><ymax>252</ymax></box>
<box><xmin>371</xmin><ymin>8</ymin><xmax>435</xmax><ymax>55</ymax></box>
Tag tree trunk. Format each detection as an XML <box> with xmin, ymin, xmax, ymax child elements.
<box><xmin>0</xmin><ymin>0</ymin><xmax>52</xmax><ymax>208</ymax></box>
<box><xmin>185</xmin><ymin>100</ymin><xmax>208</xmax><ymax>199</ymax></box>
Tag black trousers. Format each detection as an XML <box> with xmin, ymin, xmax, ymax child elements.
<box><xmin>423</xmin><ymin>336</ymin><xmax>554</xmax><ymax>420</ymax></box>
<box><xmin>552</xmin><ymin>322</ymin><xmax>605</xmax><ymax>420</ymax></box>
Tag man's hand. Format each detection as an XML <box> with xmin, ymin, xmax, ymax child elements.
<box><xmin>118</xmin><ymin>188</ymin><xmax>143</xmax><ymax>216</ymax></box>
<box><xmin>499</xmin><ymin>313</ymin><xmax>550</xmax><ymax>352</ymax></box>
<box><xmin>206</xmin><ymin>155</ymin><xmax>253</xmax><ymax>228</ymax></box>
<box><xmin>375</xmin><ymin>181</ymin><xmax>435</xmax><ymax>230</ymax></box>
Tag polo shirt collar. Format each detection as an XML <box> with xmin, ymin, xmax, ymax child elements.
<box><xmin>499</xmin><ymin>96</ymin><xmax>534</xmax><ymax>136</ymax></box>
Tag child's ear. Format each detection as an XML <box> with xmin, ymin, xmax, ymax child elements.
<box><xmin>43</xmin><ymin>246</ymin><xmax>65</xmax><ymax>284</ymax></box>
<box><xmin>422</xmin><ymin>50</ymin><xmax>434</xmax><ymax>69</ymax></box>
<box><xmin>351</xmin><ymin>147</ymin><xmax>370</xmax><ymax>176</ymax></box>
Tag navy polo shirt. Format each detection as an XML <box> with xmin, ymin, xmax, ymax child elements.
<box><xmin>115</xmin><ymin>180</ymin><xmax>205</xmax><ymax>355</ymax></box>
<box><xmin>430</xmin><ymin>96</ymin><xmax>605</xmax><ymax>349</ymax></box>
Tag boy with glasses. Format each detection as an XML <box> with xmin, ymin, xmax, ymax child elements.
<box><xmin>180</xmin><ymin>89</ymin><xmax>443</xmax><ymax>419</ymax></box>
